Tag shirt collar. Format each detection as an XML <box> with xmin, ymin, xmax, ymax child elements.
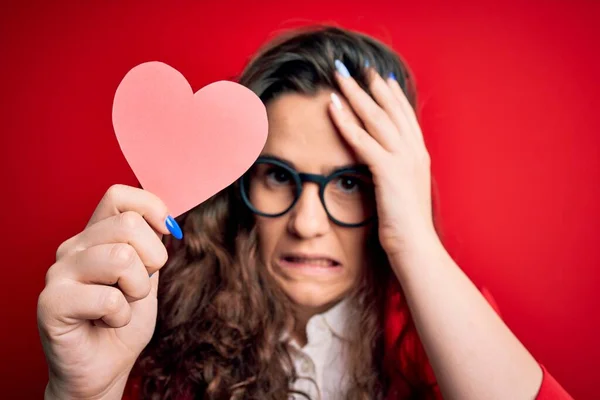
<box><xmin>282</xmin><ymin>297</ymin><xmax>354</xmax><ymax>345</ymax></box>
<box><xmin>319</xmin><ymin>296</ymin><xmax>353</xmax><ymax>341</ymax></box>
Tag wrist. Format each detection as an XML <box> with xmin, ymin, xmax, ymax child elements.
<box><xmin>45</xmin><ymin>374</ymin><xmax>130</xmax><ymax>400</ymax></box>
<box><xmin>387</xmin><ymin>225</ymin><xmax>445</xmax><ymax>275</ymax></box>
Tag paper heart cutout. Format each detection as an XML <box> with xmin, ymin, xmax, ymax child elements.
<box><xmin>112</xmin><ymin>61</ymin><xmax>268</xmax><ymax>217</ymax></box>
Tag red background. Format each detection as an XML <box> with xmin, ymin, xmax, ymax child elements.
<box><xmin>1</xmin><ymin>1</ymin><xmax>598</xmax><ymax>398</ymax></box>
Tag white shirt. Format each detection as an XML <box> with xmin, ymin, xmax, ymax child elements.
<box><xmin>288</xmin><ymin>299</ymin><xmax>352</xmax><ymax>400</ymax></box>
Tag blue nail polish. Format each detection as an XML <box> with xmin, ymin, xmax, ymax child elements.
<box><xmin>334</xmin><ymin>59</ymin><xmax>351</xmax><ymax>78</ymax></box>
<box><xmin>165</xmin><ymin>215</ymin><xmax>183</xmax><ymax>239</ymax></box>
<box><xmin>388</xmin><ymin>72</ymin><xmax>397</xmax><ymax>81</ymax></box>
<box><xmin>364</xmin><ymin>60</ymin><xmax>370</xmax><ymax>68</ymax></box>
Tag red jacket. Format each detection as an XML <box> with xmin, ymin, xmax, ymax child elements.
<box><xmin>123</xmin><ymin>285</ymin><xmax>573</xmax><ymax>399</ymax></box>
<box><xmin>382</xmin><ymin>283</ymin><xmax>573</xmax><ymax>399</ymax></box>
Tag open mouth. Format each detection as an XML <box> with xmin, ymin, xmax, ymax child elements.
<box><xmin>280</xmin><ymin>254</ymin><xmax>341</xmax><ymax>268</ymax></box>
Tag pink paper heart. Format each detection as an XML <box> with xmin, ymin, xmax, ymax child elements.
<box><xmin>112</xmin><ymin>61</ymin><xmax>268</xmax><ymax>217</ymax></box>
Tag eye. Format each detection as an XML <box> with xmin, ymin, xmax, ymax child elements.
<box><xmin>265</xmin><ymin>166</ymin><xmax>292</xmax><ymax>185</ymax></box>
<box><xmin>335</xmin><ymin>175</ymin><xmax>360</xmax><ymax>193</ymax></box>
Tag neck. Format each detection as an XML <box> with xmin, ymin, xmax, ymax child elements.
<box><xmin>290</xmin><ymin>300</ymin><xmax>340</xmax><ymax>347</ymax></box>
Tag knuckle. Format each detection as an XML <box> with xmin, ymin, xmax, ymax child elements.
<box><xmin>418</xmin><ymin>151</ymin><xmax>431</xmax><ymax>165</ymax></box>
<box><xmin>37</xmin><ymin>283</ymin><xmax>66</xmax><ymax>324</ymax></box>
<box><xmin>148</xmin><ymin>194</ymin><xmax>169</xmax><ymax>218</ymax></box>
<box><xmin>365</xmin><ymin>105</ymin><xmax>383</xmax><ymax>122</ymax></box>
<box><xmin>55</xmin><ymin>237</ymin><xmax>75</xmax><ymax>261</ymax></box>
<box><xmin>36</xmin><ymin>288</ymin><xmax>53</xmax><ymax>321</ymax></box>
<box><xmin>370</xmin><ymin>75</ymin><xmax>387</xmax><ymax>93</ymax></box>
<box><xmin>157</xmin><ymin>245</ymin><xmax>169</xmax><ymax>267</ymax></box>
<box><xmin>104</xmin><ymin>184</ymin><xmax>125</xmax><ymax>205</ymax></box>
<box><xmin>55</xmin><ymin>242</ymin><xmax>66</xmax><ymax>261</ymax></box>
<box><xmin>109</xmin><ymin>243</ymin><xmax>137</xmax><ymax>267</ymax></box>
<box><xmin>348</xmin><ymin>126</ymin><xmax>363</xmax><ymax>144</ymax></box>
<box><xmin>130</xmin><ymin>279</ymin><xmax>152</xmax><ymax>300</ymax></box>
<box><xmin>144</xmin><ymin>244</ymin><xmax>168</xmax><ymax>270</ymax></box>
<box><xmin>424</xmin><ymin>154</ymin><xmax>431</xmax><ymax>166</ymax></box>
<box><xmin>44</xmin><ymin>262</ymin><xmax>61</xmax><ymax>285</ymax></box>
<box><xmin>117</xmin><ymin>211</ymin><xmax>143</xmax><ymax>231</ymax></box>
<box><xmin>103</xmin><ymin>289</ymin><xmax>124</xmax><ymax>314</ymax></box>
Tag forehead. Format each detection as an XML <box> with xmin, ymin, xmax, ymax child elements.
<box><xmin>262</xmin><ymin>90</ymin><xmax>359</xmax><ymax>173</ymax></box>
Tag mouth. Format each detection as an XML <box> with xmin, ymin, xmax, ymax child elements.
<box><xmin>279</xmin><ymin>253</ymin><xmax>342</xmax><ymax>269</ymax></box>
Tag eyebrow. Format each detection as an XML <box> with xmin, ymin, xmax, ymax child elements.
<box><xmin>260</xmin><ymin>153</ymin><xmax>367</xmax><ymax>174</ymax></box>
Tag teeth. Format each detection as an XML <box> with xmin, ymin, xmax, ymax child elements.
<box><xmin>287</xmin><ymin>257</ymin><xmax>335</xmax><ymax>267</ymax></box>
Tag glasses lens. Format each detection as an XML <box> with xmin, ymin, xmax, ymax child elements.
<box><xmin>324</xmin><ymin>172</ymin><xmax>376</xmax><ymax>225</ymax></box>
<box><xmin>243</xmin><ymin>161</ymin><xmax>298</xmax><ymax>216</ymax></box>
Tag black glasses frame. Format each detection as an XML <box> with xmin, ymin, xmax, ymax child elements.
<box><xmin>239</xmin><ymin>156</ymin><xmax>376</xmax><ymax>227</ymax></box>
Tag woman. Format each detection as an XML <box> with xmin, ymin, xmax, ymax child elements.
<box><xmin>37</xmin><ymin>26</ymin><xmax>572</xmax><ymax>399</ymax></box>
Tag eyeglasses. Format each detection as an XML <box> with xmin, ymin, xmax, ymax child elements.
<box><xmin>239</xmin><ymin>156</ymin><xmax>376</xmax><ymax>227</ymax></box>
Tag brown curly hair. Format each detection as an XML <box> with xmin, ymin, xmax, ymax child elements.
<box><xmin>134</xmin><ymin>25</ymin><xmax>428</xmax><ymax>399</ymax></box>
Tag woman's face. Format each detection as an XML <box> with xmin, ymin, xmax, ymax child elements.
<box><xmin>255</xmin><ymin>89</ymin><xmax>371</xmax><ymax>315</ymax></box>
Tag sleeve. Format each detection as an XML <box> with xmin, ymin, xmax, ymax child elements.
<box><xmin>535</xmin><ymin>364</ymin><xmax>574</xmax><ymax>399</ymax></box>
<box><xmin>121</xmin><ymin>375</ymin><xmax>141</xmax><ymax>400</ymax></box>
<box><xmin>479</xmin><ymin>287</ymin><xmax>573</xmax><ymax>400</ymax></box>
<box><xmin>383</xmin><ymin>281</ymin><xmax>443</xmax><ymax>399</ymax></box>
<box><xmin>383</xmin><ymin>282</ymin><xmax>573</xmax><ymax>399</ymax></box>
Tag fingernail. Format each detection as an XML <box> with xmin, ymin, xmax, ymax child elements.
<box><xmin>364</xmin><ymin>60</ymin><xmax>370</xmax><ymax>68</ymax></box>
<box><xmin>388</xmin><ymin>72</ymin><xmax>397</xmax><ymax>81</ymax></box>
<box><xmin>334</xmin><ymin>59</ymin><xmax>350</xmax><ymax>78</ymax></box>
<box><xmin>165</xmin><ymin>215</ymin><xmax>183</xmax><ymax>239</ymax></box>
<box><xmin>331</xmin><ymin>92</ymin><xmax>343</xmax><ymax>110</ymax></box>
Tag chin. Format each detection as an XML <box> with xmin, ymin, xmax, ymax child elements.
<box><xmin>281</xmin><ymin>281</ymin><xmax>346</xmax><ymax>311</ymax></box>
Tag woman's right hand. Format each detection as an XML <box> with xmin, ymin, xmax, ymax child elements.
<box><xmin>37</xmin><ymin>184</ymin><xmax>179</xmax><ymax>400</ymax></box>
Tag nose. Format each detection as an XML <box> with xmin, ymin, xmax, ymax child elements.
<box><xmin>287</xmin><ymin>182</ymin><xmax>330</xmax><ymax>238</ymax></box>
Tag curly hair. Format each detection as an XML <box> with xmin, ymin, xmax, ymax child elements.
<box><xmin>134</xmin><ymin>25</ymin><xmax>436</xmax><ymax>399</ymax></box>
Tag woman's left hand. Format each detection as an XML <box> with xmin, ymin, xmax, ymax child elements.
<box><xmin>328</xmin><ymin>61</ymin><xmax>437</xmax><ymax>261</ymax></box>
